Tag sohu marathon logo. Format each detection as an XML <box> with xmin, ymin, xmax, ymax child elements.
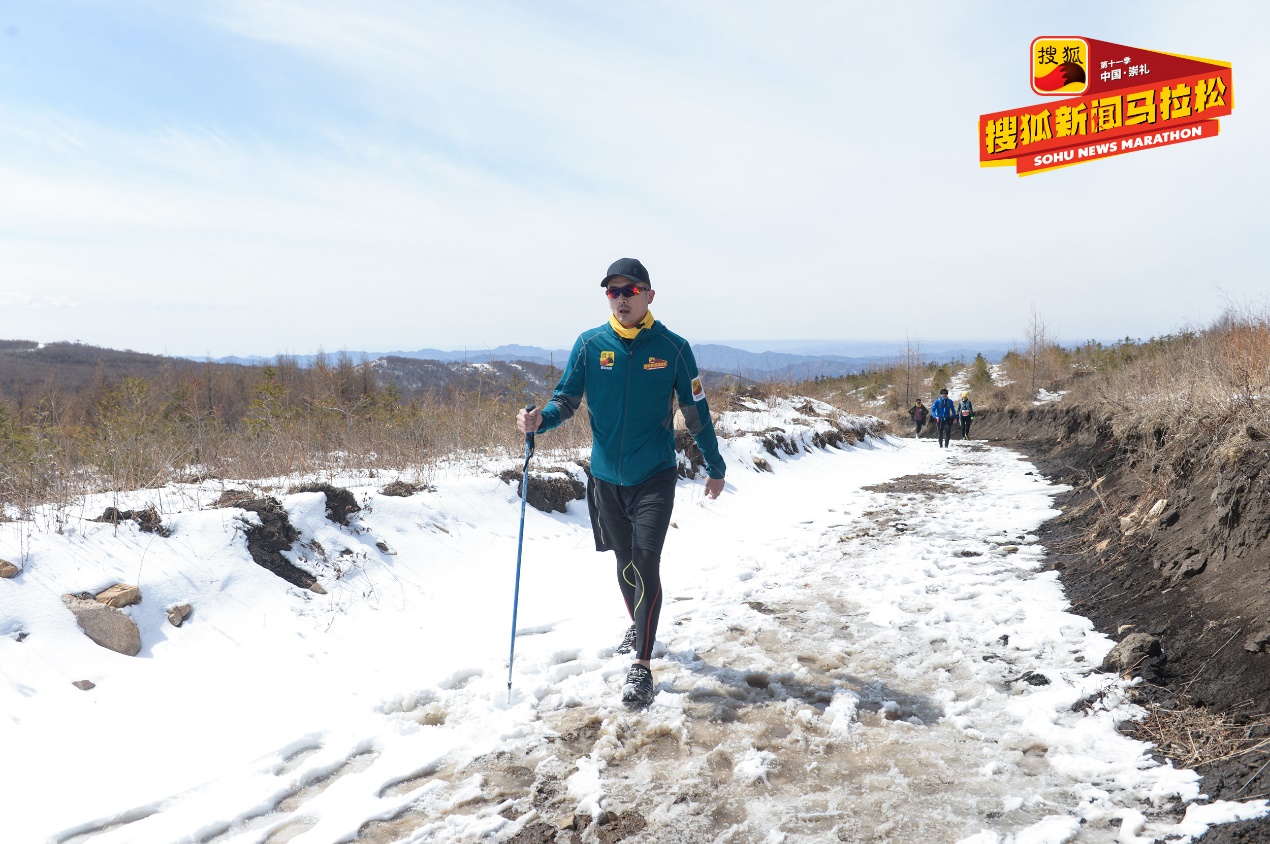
<box><xmin>981</xmin><ymin>37</ymin><xmax>1232</xmax><ymax>175</ymax></box>
<box><xmin>1031</xmin><ymin>37</ymin><xmax>1088</xmax><ymax>96</ymax></box>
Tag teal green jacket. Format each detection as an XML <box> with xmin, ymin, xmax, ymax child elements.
<box><xmin>538</xmin><ymin>320</ymin><xmax>726</xmax><ymax>486</ymax></box>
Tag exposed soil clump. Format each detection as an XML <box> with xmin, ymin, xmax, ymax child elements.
<box><xmin>761</xmin><ymin>430</ymin><xmax>802</xmax><ymax>457</ymax></box>
<box><xmin>213</xmin><ymin>489</ymin><xmax>256</xmax><ymax>509</ymax></box>
<box><xmin>91</xmin><ymin>506</ymin><xmax>171</xmax><ymax>537</ymax></box>
<box><xmin>863</xmin><ymin>474</ymin><xmax>956</xmax><ymax>496</ymax></box>
<box><xmin>379</xmin><ymin>480</ymin><xmax>428</xmax><ymax>497</ymax></box>
<box><xmin>975</xmin><ymin>405</ymin><xmax>1270</xmax><ymax>834</ymax></box>
<box><xmin>289</xmin><ymin>482</ymin><xmax>361</xmax><ymax>525</ymax></box>
<box><xmin>676</xmin><ymin>428</ymin><xmax>705</xmax><ymax>478</ymax></box>
<box><xmin>499</xmin><ymin>466</ymin><xmax>585</xmax><ymax>513</ymax></box>
<box><xmin>503</xmin><ymin>820</ymin><xmax>559</xmax><ymax>843</ymax></box>
<box><xmin>596</xmin><ymin>810</ymin><xmax>646</xmax><ymax>843</ymax></box>
<box><xmin>234</xmin><ymin>496</ymin><xmax>319</xmax><ymax>592</ymax></box>
<box><xmin>811</xmin><ymin>427</ymin><xmax>856</xmax><ymax>448</ymax></box>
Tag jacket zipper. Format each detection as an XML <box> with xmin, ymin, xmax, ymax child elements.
<box><xmin>618</xmin><ymin>340</ymin><xmax>634</xmax><ymax>485</ymax></box>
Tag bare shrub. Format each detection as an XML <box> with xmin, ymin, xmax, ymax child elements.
<box><xmin>0</xmin><ymin>354</ymin><xmax>593</xmax><ymax>510</ymax></box>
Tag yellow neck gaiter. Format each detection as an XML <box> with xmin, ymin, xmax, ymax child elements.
<box><xmin>609</xmin><ymin>311</ymin><xmax>654</xmax><ymax>340</ymax></box>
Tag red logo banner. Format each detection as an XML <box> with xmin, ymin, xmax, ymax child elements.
<box><xmin>981</xmin><ymin>38</ymin><xmax>1232</xmax><ymax>175</ymax></box>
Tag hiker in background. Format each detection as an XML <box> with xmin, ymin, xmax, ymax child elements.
<box><xmin>930</xmin><ymin>388</ymin><xmax>956</xmax><ymax>448</ymax></box>
<box><xmin>516</xmin><ymin>258</ymin><xmax>727</xmax><ymax>709</ymax></box>
<box><xmin>957</xmin><ymin>391</ymin><xmax>975</xmax><ymax>440</ymax></box>
<box><xmin>908</xmin><ymin>398</ymin><xmax>929</xmax><ymax>439</ymax></box>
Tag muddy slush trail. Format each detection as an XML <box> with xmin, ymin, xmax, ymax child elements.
<box><xmin>267</xmin><ymin>440</ymin><xmax>1185</xmax><ymax>844</ymax></box>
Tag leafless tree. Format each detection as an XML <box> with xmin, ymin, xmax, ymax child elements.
<box><xmin>1025</xmin><ymin>304</ymin><xmax>1050</xmax><ymax>399</ymax></box>
<box><xmin>900</xmin><ymin>334</ymin><xmax>924</xmax><ymax>408</ymax></box>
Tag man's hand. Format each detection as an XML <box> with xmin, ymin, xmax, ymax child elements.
<box><xmin>704</xmin><ymin>476</ymin><xmax>725</xmax><ymax>500</ymax></box>
<box><xmin>517</xmin><ymin>407</ymin><xmax>542</xmax><ymax>434</ymax></box>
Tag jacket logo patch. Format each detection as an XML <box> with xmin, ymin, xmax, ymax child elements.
<box><xmin>691</xmin><ymin>376</ymin><xmax>705</xmax><ymax>401</ymax></box>
<box><xmin>599</xmin><ymin>350</ymin><xmax>615</xmax><ymax>369</ymax></box>
<box><xmin>643</xmin><ymin>356</ymin><xmax>668</xmax><ymax>370</ymax></box>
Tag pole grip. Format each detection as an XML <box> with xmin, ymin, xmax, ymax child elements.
<box><xmin>524</xmin><ymin>404</ymin><xmax>536</xmax><ymax>456</ymax></box>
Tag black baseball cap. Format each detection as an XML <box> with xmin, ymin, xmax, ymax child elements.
<box><xmin>601</xmin><ymin>258</ymin><xmax>651</xmax><ymax>288</ymax></box>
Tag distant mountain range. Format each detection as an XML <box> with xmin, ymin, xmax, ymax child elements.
<box><xmin>188</xmin><ymin>341</ymin><xmax>1011</xmax><ymax>380</ymax></box>
<box><xmin>372</xmin><ymin>356</ymin><xmax>756</xmax><ymax>398</ymax></box>
<box><xmin>371</xmin><ymin>357</ymin><xmax>560</xmax><ymax>397</ymax></box>
<box><xmin>198</xmin><ymin>345</ymin><xmax>572</xmax><ymax>370</ymax></box>
<box><xmin>0</xmin><ymin>340</ymin><xmax>222</xmax><ymax>399</ymax></box>
<box><xmin>0</xmin><ymin>339</ymin><xmax>1014</xmax><ymax>405</ymax></box>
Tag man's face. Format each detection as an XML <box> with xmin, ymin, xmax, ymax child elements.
<box><xmin>605</xmin><ymin>277</ymin><xmax>654</xmax><ymax>327</ymax></box>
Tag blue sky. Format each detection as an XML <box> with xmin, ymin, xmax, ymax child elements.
<box><xmin>1</xmin><ymin>1</ymin><xmax>1266</xmax><ymax>357</ymax></box>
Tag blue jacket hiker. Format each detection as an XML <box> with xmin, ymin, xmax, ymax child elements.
<box><xmin>516</xmin><ymin>258</ymin><xmax>727</xmax><ymax>708</ymax></box>
<box><xmin>930</xmin><ymin>389</ymin><xmax>956</xmax><ymax>448</ymax></box>
<box><xmin>930</xmin><ymin>394</ymin><xmax>955</xmax><ymax>421</ymax></box>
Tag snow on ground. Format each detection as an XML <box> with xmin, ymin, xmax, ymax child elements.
<box><xmin>1034</xmin><ymin>389</ymin><xmax>1070</xmax><ymax>405</ymax></box>
<box><xmin>1</xmin><ymin>399</ymin><xmax>1266</xmax><ymax>843</ymax></box>
<box><xmin>944</xmin><ymin>367</ymin><xmax>971</xmax><ymax>399</ymax></box>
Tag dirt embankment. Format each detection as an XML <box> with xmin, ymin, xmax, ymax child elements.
<box><xmin>975</xmin><ymin>406</ymin><xmax>1270</xmax><ymax>839</ymax></box>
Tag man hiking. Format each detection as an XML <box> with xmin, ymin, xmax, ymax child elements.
<box><xmin>908</xmin><ymin>398</ymin><xmax>929</xmax><ymax>439</ymax></box>
<box><xmin>930</xmin><ymin>388</ymin><xmax>955</xmax><ymax>448</ymax></box>
<box><xmin>957</xmin><ymin>391</ymin><xmax>975</xmax><ymax>440</ymax></box>
<box><xmin>516</xmin><ymin>258</ymin><xmax>727</xmax><ymax>708</ymax></box>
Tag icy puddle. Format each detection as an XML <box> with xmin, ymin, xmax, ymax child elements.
<box><xmin>6</xmin><ymin>400</ymin><xmax>1266</xmax><ymax>843</ymax></box>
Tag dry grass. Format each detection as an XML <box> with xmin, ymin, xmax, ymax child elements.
<box><xmin>1053</xmin><ymin>306</ymin><xmax>1270</xmax><ymax>490</ymax></box>
<box><xmin>734</xmin><ymin>305</ymin><xmax>1270</xmax><ymax>434</ymax></box>
<box><xmin>1069</xmin><ymin>306</ymin><xmax>1270</xmax><ymax>425</ymax></box>
<box><xmin>6</xmin><ymin>306</ymin><xmax>1265</xmax><ymax>514</ymax></box>
<box><xmin>3</xmin><ymin>354</ymin><xmax>782</xmax><ymax>516</ymax></box>
<box><xmin>0</xmin><ymin>361</ymin><xmax>593</xmax><ymax>516</ymax></box>
<box><xmin>1134</xmin><ymin>703</ymin><xmax>1270</xmax><ymax>778</ymax></box>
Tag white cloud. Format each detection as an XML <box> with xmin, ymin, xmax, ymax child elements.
<box><xmin>0</xmin><ymin>292</ymin><xmax>79</xmax><ymax>308</ymax></box>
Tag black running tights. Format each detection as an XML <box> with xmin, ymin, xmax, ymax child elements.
<box><xmin>937</xmin><ymin>419</ymin><xmax>954</xmax><ymax>447</ymax></box>
<box><xmin>591</xmin><ymin>467</ymin><xmax>677</xmax><ymax>662</ymax></box>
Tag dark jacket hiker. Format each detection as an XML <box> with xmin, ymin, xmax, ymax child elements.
<box><xmin>909</xmin><ymin>401</ymin><xmax>928</xmax><ymax>438</ymax></box>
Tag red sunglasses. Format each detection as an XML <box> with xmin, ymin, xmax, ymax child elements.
<box><xmin>605</xmin><ymin>284</ymin><xmax>647</xmax><ymax>299</ymax></box>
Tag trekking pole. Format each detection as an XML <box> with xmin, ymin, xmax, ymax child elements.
<box><xmin>507</xmin><ymin>405</ymin><xmax>536</xmax><ymax>704</ymax></box>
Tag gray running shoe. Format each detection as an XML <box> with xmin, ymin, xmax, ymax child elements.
<box><xmin>615</xmin><ymin>624</ymin><xmax>637</xmax><ymax>655</ymax></box>
<box><xmin>622</xmin><ymin>664</ymin><xmax>655</xmax><ymax>708</ymax></box>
